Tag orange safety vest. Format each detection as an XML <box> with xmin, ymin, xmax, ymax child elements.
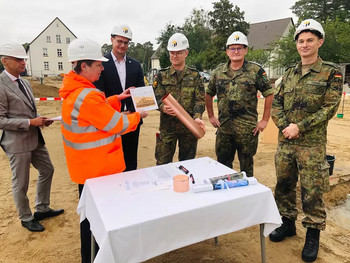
<box><xmin>59</xmin><ymin>71</ymin><xmax>140</xmax><ymax>184</ymax></box>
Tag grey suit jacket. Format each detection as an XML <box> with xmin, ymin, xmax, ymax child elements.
<box><xmin>0</xmin><ymin>71</ymin><xmax>43</xmax><ymax>153</ymax></box>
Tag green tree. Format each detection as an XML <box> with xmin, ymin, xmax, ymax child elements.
<box><xmin>127</xmin><ymin>41</ymin><xmax>154</xmax><ymax>72</ymax></box>
<box><xmin>320</xmin><ymin>19</ymin><xmax>350</xmax><ymax>62</ymax></box>
<box><xmin>101</xmin><ymin>43</ymin><xmax>112</xmax><ymax>55</ymax></box>
<box><xmin>245</xmin><ymin>49</ymin><xmax>270</xmax><ymax>67</ymax></box>
<box><xmin>271</xmin><ymin>27</ymin><xmax>299</xmax><ymax>68</ymax></box>
<box><xmin>209</xmin><ymin>0</ymin><xmax>249</xmax><ymax>37</ymax></box>
<box><xmin>291</xmin><ymin>0</ymin><xmax>350</xmax><ymax>23</ymax></box>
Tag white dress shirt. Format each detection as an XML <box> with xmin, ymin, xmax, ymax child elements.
<box><xmin>111</xmin><ymin>52</ymin><xmax>126</xmax><ymax>91</ymax></box>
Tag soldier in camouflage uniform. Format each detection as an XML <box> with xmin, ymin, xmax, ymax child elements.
<box><xmin>205</xmin><ymin>31</ymin><xmax>274</xmax><ymax>177</ymax></box>
<box><xmin>269</xmin><ymin>19</ymin><xmax>343</xmax><ymax>262</ymax></box>
<box><xmin>153</xmin><ymin>33</ymin><xmax>205</xmax><ymax>165</ymax></box>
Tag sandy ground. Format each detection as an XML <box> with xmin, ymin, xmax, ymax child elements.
<box><xmin>0</xmin><ymin>79</ymin><xmax>349</xmax><ymax>263</ymax></box>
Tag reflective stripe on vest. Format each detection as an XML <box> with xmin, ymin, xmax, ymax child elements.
<box><xmin>119</xmin><ymin>114</ymin><xmax>129</xmax><ymax>134</ymax></box>
<box><xmin>61</xmin><ymin>87</ymin><xmax>125</xmax><ymax>150</ymax></box>
<box><xmin>102</xmin><ymin>111</ymin><xmax>122</xmax><ymax>132</ymax></box>
<box><xmin>62</xmin><ymin>133</ymin><xmax>119</xmax><ymax>150</ymax></box>
<box><xmin>63</xmin><ymin>88</ymin><xmax>129</xmax><ymax>134</ymax></box>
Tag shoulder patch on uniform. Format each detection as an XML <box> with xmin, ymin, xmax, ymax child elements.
<box><xmin>187</xmin><ymin>66</ymin><xmax>199</xmax><ymax>72</ymax></box>
<box><xmin>284</xmin><ymin>65</ymin><xmax>295</xmax><ymax>73</ymax></box>
<box><xmin>322</xmin><ymin>61</ymin><xmax>339</xmax><ymax>68</ymax></box>
<box><xmin>159</xmin><ymin>67</ymin><xmax>170</xmax><ymax>72</ymax></box>
<box><xmin>249</xmin><ymin>61</ymin><xmax>262</xmax><ymax>67</ymax></box>
<box><xmin>215</xmin><ymin>62</ymin><xmax>226</xmax><ymax>69</ymax></box>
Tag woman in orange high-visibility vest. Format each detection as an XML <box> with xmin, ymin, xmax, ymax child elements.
<box><xmin>59</xmin><ymin>38</ymin><xmax>148</xmax><ymax>263</ymax></box>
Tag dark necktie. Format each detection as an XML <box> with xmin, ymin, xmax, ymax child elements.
<box><xmin>16</xmin><ymin>78</ymin><xmax>32</xmax><ymax>103</ymax></box>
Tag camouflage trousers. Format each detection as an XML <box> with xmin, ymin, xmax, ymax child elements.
<box><xmin>215</xmin><ymin>130</ymin><xmax>258</xmax><ymax>177</ymax></box>
<box><xmin>274</xmin><ymin>143</ymin><xmax>330</xmax><ymax>230</ymax></box>
<box><xmin>155</xmin><ymin>131</ymin><xmax>198</xmax><ymax>165</ymax></box>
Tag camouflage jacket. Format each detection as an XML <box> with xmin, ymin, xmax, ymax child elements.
<box><xmin>206</xmin><ymin>60</ymin><xmax>273</xmax><ymax>133</ymax></box>
<box><xmin>154</xmin><ymin>65</ymin><xmax>205</xmax><ymax>133</ymax></box>
<box><xmin>271</xmin><ymin>58</ymin><xmax>343</xmax><ymax>146</ymax></box>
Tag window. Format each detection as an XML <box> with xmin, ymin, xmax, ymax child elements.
<box><xmin>46</xmin><ymin>36</ymin><xmax>51</xmax><ymax>43</ymax></box>
<box><xmin>66</xmin><ymin>37</ymin><xmax>70</xmax><ymax>44</ymax></box>
<box><xmin>56</xmin><ymin>34</ymin><xmax>61</xmax><ymax>43</ymax></box>
<box><xmin>57</xmin><ymin>49</ymin><xmax>62</xmax><ymax>57</ymax></box>
<box><xmin>58</xmin><ymin>62</ymin><xmax>63</xmax><ymax>71</ymax></box>
<box><xmin>44</xmin><ymin>62</ymin><xmax>49</xmax><ymax>70</ymax></box>
<box><xmin>43</xmin><ymin>48</ymin><xmax>48</xmax><ymax>57</ymax></box>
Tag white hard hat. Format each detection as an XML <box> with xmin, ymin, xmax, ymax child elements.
<box><xmin>294</xmin><ymin>19</ymin><xmax>325</xmax><ymax>40</ymax></box>
<box><xmin>68</xmin><ymin>39</ymin><xmax>108</xmax><ymax>62</ymax></box>
<box><xmin>226</xmin><ymin>31</ymin><xmax>248</xmax><ymax>47</ymax></box>
<box><xmin>111</xmin><ymin>24</ymin><xmax>133</xmax><ymax>40</ymax></box>
<box><xmin>167</xmin><ymin>33</ymin><xmax>189</xmax><ymax>51</ymax></box>
<box><xmin>0</xmin><ymin>41</ymin><xmax>29</xmax><ymax>59</ymax></box>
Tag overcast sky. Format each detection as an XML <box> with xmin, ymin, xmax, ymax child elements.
<box><xmin>0</xmin><ymin>0</ymin><xmax>297</xmax><ymax>48</ymax></box>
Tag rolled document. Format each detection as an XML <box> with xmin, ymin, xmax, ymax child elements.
<box><xmin>161</xmin><ymin>93</ymin><xmax>205</xmax><ymax>139</ymax></box>
<box><xmin>208</xmin><ymin>171</ymin><xmax>246</xmax><ymax>184</ymax></box>
<box><xmin>193</xmin><ymin>177</ymin><xmax>258</xmax><ymax>193</ymax></box>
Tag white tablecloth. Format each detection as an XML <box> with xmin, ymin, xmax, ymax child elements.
<box><xmin>78</xmin><ymin>157</ymin><xmax>281</xmax><ymax>263</ymax></box>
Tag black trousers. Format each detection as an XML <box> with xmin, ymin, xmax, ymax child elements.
<box><xmin>122</xmin><ymin>124</ymin><xmax>141</xmax><ymax>171</ymax></box>
<box><xmin>79</xmin><ymin>184</ymin><xmax>99</xmax><ymax>263</ymax></box>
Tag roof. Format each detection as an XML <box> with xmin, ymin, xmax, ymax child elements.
<box><xmin>247</xmin><ymin>17</ymin><xmax>294</xmax><ymax>50</ymax></box>
<box><xmin>29</xmin><ymin>17</ymin><xmax>77</xmax><ymax>46</ymax></box>
<box><xmin>150</xmin><ymin>44</ymin><xmax>164</xmax><ymax>60</ymax></box>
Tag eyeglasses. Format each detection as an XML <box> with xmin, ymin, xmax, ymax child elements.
<box><xmin>169</xmin><ymin>51</ymin><xmax>186</xmax><ymax>57</ymax></box>
<box><xmin>115</xmin><ymin>39</ymin><xmax>130</xmax><ymax>46</ymax></box>
<box><xmin>228</xmin><ymin>47</ymin><xmax>244</xmax><ymax>53</ymax></box>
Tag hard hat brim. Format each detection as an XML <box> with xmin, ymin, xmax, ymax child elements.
<box><xmin>68</xmin><ymin>57</ymin><xmax>109</xmax><ymax>63</ymax></box>
<box><xmin>0</xmin><ymin>54</ymin><xmax>29</xmax><ymax>59</ymax></box>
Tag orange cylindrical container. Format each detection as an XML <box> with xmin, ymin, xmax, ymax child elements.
<box><xmin>173</xmin><ymin>174</ymin><xmax>189</xmax><ymax>193</ymax></box>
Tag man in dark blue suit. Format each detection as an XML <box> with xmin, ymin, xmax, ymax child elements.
<box><xmin>94</xmin><ymin>24</ymin><xmax>145</xmax><ymax>171</ymax></box>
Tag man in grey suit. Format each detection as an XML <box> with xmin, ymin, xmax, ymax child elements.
<box><xmin>0</xmin><ymin>41</ymin><xmax>64</xmax><ymax>232</ymax></box>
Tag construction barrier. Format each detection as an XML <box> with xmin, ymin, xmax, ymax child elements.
<box><xmin>35</xmin><ymin>97</ymin><xmax>63</xmax><ymax>101</ymax></box>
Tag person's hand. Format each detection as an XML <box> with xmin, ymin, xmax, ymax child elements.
<box><xmin>195</xmin><ymin>118</ymin><xmax>206</xmax><ymax>132</ymax></box>
<box><xmin>209</xmin><ymin>116</ymin><xmax>220</xmax><ymax>128</ymax></box>
<box><xmin>163</xmin><ymin>105</ymin><xmax>176</xmax><ymax>116</ymax></box>
<box><xmin>118</xmin><ymin>87</ymin><xmax>135</xmax><ymax>101</ymax></box>
<box><xmin>121</xmin><ymin>111</ymin><xmax>131</xmax><ymax>115</ymax></box>
<box><xmin>282</xmin><ymin>123</ymin><xmax>300</xmax><ymax>139</ymax></box>
<box><xmin>253</xmin><ymin>120</ymin><xmax>268</xmax><ymax>136</ymax></box>
<box><xmin>139</xmin><ymin>111</ymin><xmax>148</xmax><ymax>119</ymax></box>
<box><xmin>43</xmin><ymin>119</ymin><xmax>54</xmax><ymax>127</ymax></box>
<box><xmin>30</xmin><ymin>117</ymin><xmax>47</xmax><ymax>127</ymax></box>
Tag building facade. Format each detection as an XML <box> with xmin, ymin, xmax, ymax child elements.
<box><xmin>247</xmin><ymin>17</ymin><xmax>294</xmax><ymax>80</ymax></box>
<box><xmin>27</xmin><ymin>17</ymin><xmax>77</xmax><ymax>77</ymax></box>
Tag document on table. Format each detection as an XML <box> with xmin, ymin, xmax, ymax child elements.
<box><xmin>115</xmin><ymin>165</ymin><xmax>177</xmax><ymax>194</ymax></box>
<box><xmin>130</xmin><ymin>86</ymin><xmax>158</xmax><ymax>112</ymax></box>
